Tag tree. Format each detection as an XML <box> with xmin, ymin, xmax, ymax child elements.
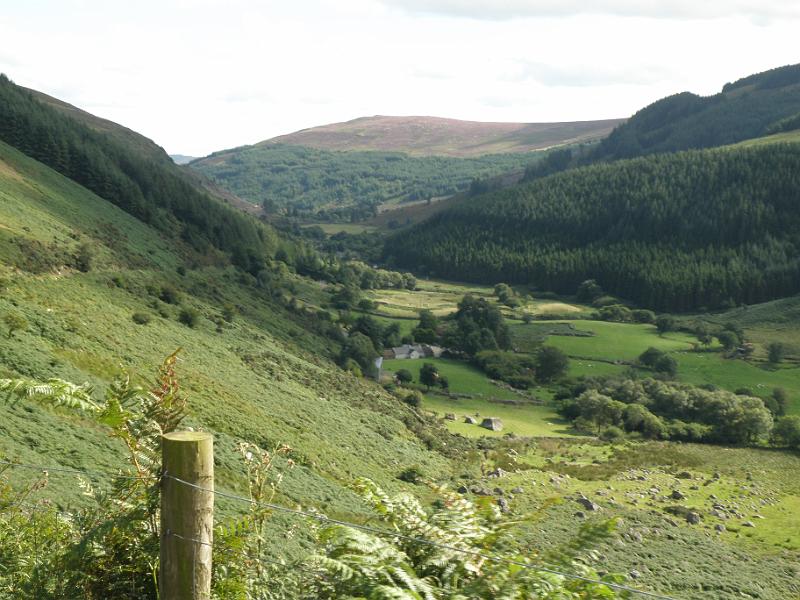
<box><xmin>772</xmin><ymin>388</ymin><xmax>789</xmax><ymax>416</ymax></box>
<box><xmin>768</xmin><ymin>342</ymin><xmax>786</xmax><ymax>364</ymax></box>
<box><xmin>653</xmin><ymin>354</ymin><xmax>678</xmax><ymax>377</ymax></box>
<box><xmin>535</xmin><ymin>346</ymin><xmax>569</xmax><ymax>383</ymax></box>
<box><xmin>419</xmin><ymin>363</ymin><xmax>439</xmax><ymax>390</ymax></box>
<box><xmin>3</xmin><ymin>312</ymin><xmax>27</xmax><ymax>338</ymax></box>
<box><xmin>395</xmin><ymin>369</ymin><xmax>413</xmax><ymax>385</ymax></box>
<box><xmin>631</xmin><ymin>309</ymin><xmax>655</xmax><ymax>324</ymax></box>
<box><xmin>576</xmin><ymin>279</ymin><xmax>602</xmax><ymax>303</ymax></box>
<box><xmin>655</xmin><ymin>315</ymin><xmax>676</xmax><ymax>334</ymax></box>
<box><xmin>717</xmin><ymin>330</ymin><xmax>739</xmax><ymax>352</ymax></box>
<box><xmin>773</xmin><ymin>415</ymin><xmax>800</xmax><ymax>449</ymax></box>
<box><xmin>341</xmin><ymin>332</ymin><xmax>379</xmax><ymax>372</ymax></box>
<box><xmin>638</xmin><ymin>346</ymin><xmax>664</xmax><ymax>367</ymax></box>
<box><xmin>438</xmin><ymin>376</ymin><xmax>450</xmax><ymax>392</ymax></box>
<box><xmin>74</xmin><ymin>242</ymin><xmax>94</xmax><ymax>272</ymax></box>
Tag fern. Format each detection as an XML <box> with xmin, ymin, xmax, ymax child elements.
<box><xmin>0</xmin><ymin>377</ymin><xmax>98</xmax><ymax>411</ymax></box>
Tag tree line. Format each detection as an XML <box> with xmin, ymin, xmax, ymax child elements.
<box><xmin>386</xmin><ymin>144</ymin><xmax>800</xmax><ymax>311</ymax></box>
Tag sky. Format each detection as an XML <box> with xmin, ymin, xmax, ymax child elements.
<box><xmin>0</xmin><ymin>0</ymin><xmax>798</xmax><ymax>156</ymax></box>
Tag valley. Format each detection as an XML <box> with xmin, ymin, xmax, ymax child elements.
<box><xmin>2</xmin><ymin>57</ymin><xmax>800</xmax><ymax>600</ymax></box>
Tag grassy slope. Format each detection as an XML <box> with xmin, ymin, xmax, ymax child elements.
<box><xmin>0</xmin><ymin>140</ymin><xmax>450</xmax><ymax>516</ymax></box>
<box><xmin>264</xmin><ymin>115</ymin><xmax>625</xmax><ymax>158</ymax></box>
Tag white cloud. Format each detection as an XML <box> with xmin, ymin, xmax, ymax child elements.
<box><xmin>378</xmin><ymin>0</ymin><xmax>800</xmax><ymax>22</ymax></box>
<box><xmin>0</xmin><ymin>1</ymin><xmax>797</xmax><ymax>155</ymax></box>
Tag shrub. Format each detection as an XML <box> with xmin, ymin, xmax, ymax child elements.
<box><xmin>178</xmin><ymin>307</ymin><xmax>200</xmax><ymax>328</ymax></box>
<box><xmin>131</xmin><ymin>312</ymin><xmax>152</xmax><ymax>325</ymax></box>
<box><xmin>397</xmin><ymin>465</ymin><xmax>424</xmax><ymax>483</ymax></box>
<box><xmin>653</xmin><ymin>354</ymin><xmax>678</xmax><ymax>377</ymax></box>
<box><xmin>631</xmin><ymin>309</ymin><xmax>656</xmax><ymax>324</ymax></box>
<box><xmin>73</xmin><ymin>242</ymin><xmax>95</xmax><ymax>272</ymax></box>
<box><xmin>768</xmin><ymin>342</ymin><xmax>786</xmax><ymax>363</ymax></box>
<box><xmin>600</xmin><ymin>425</ymin><xmax>625</xmax><ymax>442</ymax></box>
<box><xmin>159</xmin><ymin>284</ymin><xmax>181</xmax><ymax>304</ymax></box>
<box><xmin>655</xmin><ymin>315</ymin><xmax>676</xmax><ymax>333</ymax></box>
<box><xmin>395</xmin><ymin>369</ymin><xmax>413</xmax><ymax>385</ymax></box>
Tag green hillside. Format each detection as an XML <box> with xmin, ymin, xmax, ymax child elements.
<box><xmin>386</xmin><ymin>144</ymin><xmax>800</xmax><ymax>311</ymax></box>
<box><xmin>591</xmin><ymin>63</ymin><xmax>800</xmax><ymax>161</ymax></box>
<box><xmin>190</xmin><ymin>142</ymin><xmax>541</xmax><ymax>221</ymax></box>
<box><xmin>0</xmin><ymin>138</ymin><xmax>449</xmax><ymax>513</ymax></box>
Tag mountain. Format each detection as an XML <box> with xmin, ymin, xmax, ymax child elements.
<box><xmin>589</xmin><ymin>63</ymin><xmax>800</xmax><ymax>161</ymax></box>
<box><xmin>385</xmin><ymin>143</ymin><xmax>800</xmax><ymax>312</ymax></box>
<box><xmin>170</xmin><ymin>154</ymin><xmax>198</xmax><ymax>164</ymax></box>
<box><xmin>265</xmin><ymin>115</ymin><xmax>625</xmax><ymax>157</ymax></box>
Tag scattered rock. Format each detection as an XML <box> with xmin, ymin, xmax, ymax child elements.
<box><xmin>715</xmin><ymin>524</ymin><xmax>726</xmax><ymax>533</ymax></box>
<box><xmin>686</xmin><ymin>512</ymin><xmax>701</xmax><ymax>525</ymax></box>
<box><xmin>493</xmin><ymin>487</ymin><xmax>504</xmax><ymax>496</ymax></box>
<box><xmin>576</xmin><ymin>496</ymin><xmax>601</xmax><ymax>512</ymax></box>
<box><xmin>670</xmin><ymin>490</ymin><xmax>686</xmax><ymax>501</ymax></box>
<box><xmin>480</xmin><ymin>417</ymin><xmax>503</xmax><ymax>431</ymax></box>
<box><xmin>464</xmin><ymin>416</ymin><xmax>477</xmax><ymax>424</ymax></box>
<box><xmin>497</xmin><ymin>497</ymin><xmax>510</xmax><ymax>512</ymax></box>
<box><xmin>471</xmin><ymin>487</ymin><xmax>492</xmax><ymax>496</ymax></box>
<box><xmin>629</xmin><ymin>570</ymin><xmax>641</xmax><ymax>579</ymax></box>
<box><xmin>487</xmin><ymin>467</ymin><xmax>507</xmax><ymax>478</ymax></box>
<box><xmin>511</xmin><ymin>487</ymin><xmax>524</xmax><ymax>494</ymax></box>
<box><xmin>712</xmin><ymin>472</ymin><xmax>721</xmax><ymax>480</ymax></box>
<box><xmin>444</xmin><ymin>413</ymin><xmax>456</xmax><ymax>421</ymax></box>
<box><xmin>742</xmin><ymin>521</ymin><xmax>755</xmax><ymax>528</ymax></box>
<box><xmin>574</xmin><ymin>511</ymin><xmax>586</xmax><ymax>519</ymax></box>
<box><xmin>457</xmin><ymin>485</ymin><xmax>468</xmax><ymax>494</ymax></box>
<box><xmin>676</xmin><ymin>471</ymin><xmax>693</xmax><ymax>479</ymax></box>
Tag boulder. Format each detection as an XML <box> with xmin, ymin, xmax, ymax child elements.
<box><xmin>715</xmin><ymin>524</ymin><xmax>726</xmax><ymax>533</ymax></box>
<box><xmin>742</xmin><ymin>521</ymin><xmax>755</xmax><ymax>528</ymax></box>
<box><xmin>444</xmin><ymin>413</ymin><xmax>456</xmax><ymax>421</ymax></box>
<box><xmin>464</xmin><ymin>416</ymin><xmax>477</xmax><ymax>424</ymax></box>
<box><xmin>511</xmin><ymin>486</ymin><xmax>524</xmax><ymax>494</ymax></box>
<box><xmin>670</xmin><ymin>490</ymin><xmax>686</xmax><ymax>501</ymax></box>
<box><xmin>686</xmin><ymin>512</ymin><xmax>701</xmax><ymax>525</ymax></box>
<box><xmin>487</xmin><ymin>467</ymin><xmax>507</xmax><ymax>478</ymax></box>
<box><xmin>480</xmin><ymin>417</ymin><xmax>503</xmax><ymax>431</ymax></box>
<box><xmin>457</xmin><ymin>485</ymin><xmax>469</xmax><ymax>494</ymax></box>
<box><xmin>497</xmin><ymin>497</ymin><xmax>510</xmax><ymax>512</ymax></box>
<box><xmin>676</xmin><ymin>471</ymin><xmax>693</xmax><ymax>479</ymax></box>
<box><xmin>576</xmin><ymin>496</ymin><xmax>601</xmax><ymax>512</ymax></box>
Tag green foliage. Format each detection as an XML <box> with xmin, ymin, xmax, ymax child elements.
<box><xmin>178</xmin><ymin>306</ymin><xmax>200</xmax><ymax>328</ymax></box>
<box><xmin>443</xmin><ymin>295</ymin><xmax>510</xmax><ymax>355</ymax></box>
<box><xmin>342</xmin><ymin>332</ymin><xmax>379</xmax><ymax>372</ymax></box>
<box><xmin>131</xmin><ymin>312</ymin><xmax>152</xmax><ymax>325</ymax></box>
<box><xmin>306</xmin><ymin>478</ymin><xmax>626</xmax><ymax>598</ymax></box>
<box><xmin>191</xmin><ymin>143</ymin><xmax>539</xmax><ymax>221</ymax></box>
<box><xmin>535</xmin><ymin>346</ymin><xmax>569</xmax><ymax>383</ymax></box>
<box><xmin>0</xmin><ymin>74</ymin><xmax>282</xmax><ymax>275</ymax></box>
<box><xmin>768</xmin><ymin>342</ymin><xmax>787</xmax><ymax>363</ymax></box>
<box><xmin>655</xmin><ymin>315</ymin><xmax>676</xmax><ymax>334</ymax></box>
<box><xmin>395</xmin><ymin>369</ymin><xmax>413</xmax><ymax>385</ymax></box>
<box><xmin>474</xmin><ymin>350</ymin><xmax>537</xmax><ymax>389</ymax></box>
<box><xmin>0</xmin><ymin>377</ymin><xmax>98</xmax><ymax>411</ymax></box>
<box><xmin>561</xmin><ymin>378</ymin><xmax>774</xmax><ymax>445</ymax></box>
<box><xmin>772</xmin><ymin>415</ymin><xmax>800</xmax><ymax>448</ymax></box>
<box><xmin>3</xmin><ymin>312</ymin><xmax>27</xmax><ymax>338</ymax></box>
<box><xmin>387</xmin><ymin>144</ymin><xmax>800</xmax><ymax>311</ymax></box>
<box><xmin>593</xmin><ymin>63</ymin><xmax>800</xmax><ymax>160</ymax></box>
<box><xmin>419</xmin><ymin>362</ymin><xmax>440</xmax><ymax>389</ymax></box>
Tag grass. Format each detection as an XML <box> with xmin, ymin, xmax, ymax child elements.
<box><xmin>302</xmin><ymin>223</ymin><xmax>377</xmax><ymax>235</ymax></box>
<box><xmin>0</xmin><ymin>139</ymin><xmax>450</xmax><ymax>515</ymax></box>
<box><xmin>421</xmin><ymin>395</ymin><xmax>573</xmax><ymax>438</ymax></box>
<box><xmin>383</xmin><ymin>358</ymin><xmax>519</xmax><ymax>400</ymax></box>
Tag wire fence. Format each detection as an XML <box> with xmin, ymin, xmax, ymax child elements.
<box><xmin>0</xmin><ymin>458</ymin><xmax>680</xmax><ymax>600</ymax></box>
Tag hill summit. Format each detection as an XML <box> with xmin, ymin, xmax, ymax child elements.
<box><xmin>263</xmin><ymin>115</ymin><xmax>625</xmax><ymax>157</ymax></box>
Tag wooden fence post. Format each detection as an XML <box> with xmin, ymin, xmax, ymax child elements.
<box><xmin>160</xmin><ymin>431</ymin><xmax>214</xmax><ymax>599</ymax></box>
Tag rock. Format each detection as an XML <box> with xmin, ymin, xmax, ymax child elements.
<box><xmin>742</xmin><ymin>521</ymin><xmax>755</xmax><ymax>528</ymax></box>
<box><xmin>576</xmin><ymin>497</ymin><xmax>601</xmax><ymax>512</ymax></box>
<box><xmin>464</xmin><ymin>416</ymin><xmax>477</xmax><ymax>424</ymax></box>
<box><xmin>497</xmin><ymin>497</ymin><xmax>510</xmax><ymax>512</ymax></box>
<box><xmin>710</xmin><ymin>494</ymin><xmax>718</xmax><ymax>500</ymax></box>
<box><xmin>511</xmin><ymin>486</ymin><xmax>524</xmax><ymax>494</ymax></box>
<box><xmin>629</xmin><ymin>570</ymin><xmax>640</xmax><ymax>579</ymax></box>
<box><xmin>712</xmin><ymin>472</ymin><xmax>721</xmax><ymax>480</ymax></box>
<box><xmin>574</xmin><ymin>511</ymin><xmax>586</xmax><ymax>519</ymax></box>
<box><xmin>457</xmin><ymin>485</ymin><xmax>468</xmax><ymax>494</ymax></box>
<box><xmin>686</xmin><ymin>512</ymin><xmax>701</xmax><ymax>525</ymax></box>
<box><xmin>471</xmin><ymin>486</ymin><xmax>492</xmax><ymax>496</ymax></box>
<box><xmin>690</xmin><ymin>485</ymin><xmax>699</xmax><ymax>490</ymax></box>
<box><xmin>671</xmin><ymin>490</ymin><xmax>686</xmax><ymax>501</ymax></box>
<box><xmin>715</xmin><ymin>524</ymin><xmax>726</xmax><ymax>533</ymax></box>
<box><xmin>676</xmin><ymin>471</ymin><xmax>693</xmax><ymax>479</ymax></box>
<box><xmin>487</xmin><ymin>467</ymin><xmax>507</xmax><ymax>478</ymax></box>
<box><xmin>493</xmin><ymin>487</ymin><xmax>504</xmax><ymax>496</ymax></box>
<box><xmin>444</xmin><ymin>413</ymin><xmax>456</xmax><ymax>421</ymax></box>
<box><xmin>595</xmin><ymin>490</ymin><xmax>607</xmax><ymax>496</ymax></box>
<box><xmin>480</xmin><ymin>417</ymin><xmax>503</xmax><ymax>431</ymax></box>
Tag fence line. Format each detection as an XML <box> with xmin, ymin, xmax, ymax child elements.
<box><xmin>1</xmin><ymin>457</ymin><xmax>678</xmax><ymax>600</ymax></box>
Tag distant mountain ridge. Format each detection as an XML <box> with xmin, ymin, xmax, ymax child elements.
<box><xmin>263</xmin><ymin>115</ymin><xmax>625</xmax><ymax>157</ymax></box>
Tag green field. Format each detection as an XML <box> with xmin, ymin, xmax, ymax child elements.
<box><xmin>383</xmin><ymin>357</ymin><xmax>519</xmax><ymax>400</ymax></box>
<box><xmin>302</xmin><ymin>223</ymin><xmax>378</xmax><ymax>235</ymax></box>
